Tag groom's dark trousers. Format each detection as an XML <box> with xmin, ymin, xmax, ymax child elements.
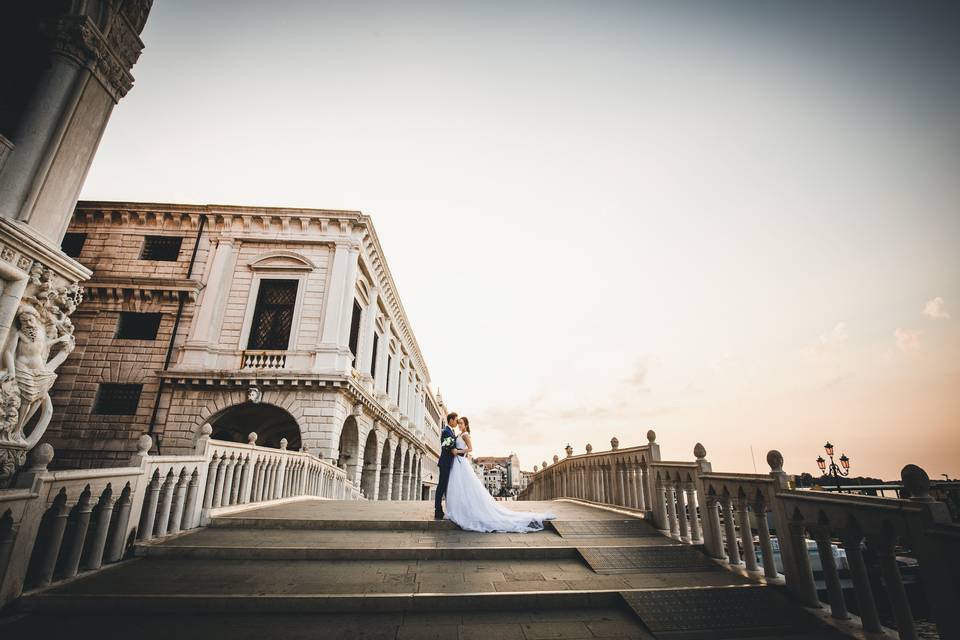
<box><xmin>435</xmin><ymin>424</ymin><xmax>456</xmax><ymax>516</ymax></box>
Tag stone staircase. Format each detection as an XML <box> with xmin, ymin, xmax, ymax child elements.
<box><xmin>2</xmin><ymin>499</ymin><xmax>854</xmax><ymax>639</ymax></box>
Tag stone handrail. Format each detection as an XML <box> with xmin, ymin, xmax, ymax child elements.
<box><xmin>0</xmin><ymin>427</ymin><xmax>359</xmax><ymax>609</ymax></box>
<box><xmin>518</xmin><ymin>434</ymin><xmax>959</xmax><ymax>640</ymax></box>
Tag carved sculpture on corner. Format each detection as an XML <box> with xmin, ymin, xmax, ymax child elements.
<box><xmin>0</xmin><ymin>268</ymin><xmax>83</xmax><ymax>485</ymax></box>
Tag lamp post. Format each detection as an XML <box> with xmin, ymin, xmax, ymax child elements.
<box><xmin>816</xmin><ymin>441</ymin><xmax>850</xmax><ymax>492</ymax></box>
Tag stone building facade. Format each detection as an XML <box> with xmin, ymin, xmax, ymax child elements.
<box><xmin>44</xmin><ymin>201</ymin><xmax>443</xmax><ymax>500</ymax></box>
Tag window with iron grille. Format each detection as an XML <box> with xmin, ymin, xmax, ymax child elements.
<box><xmin>115</xmin><ymin>312</ymin><xmax>162</xmax><ymax>340</ymax></box>
<box><xmin>370</xmin><ymin>333</ymin><xmax>379</xmax><ymax>378</ymax></box>
<box><xmin>140</xmin><ymin>235</ymin><xmax>183</xmax><ymax>261</ymax></box>
<box><xmin>61</xmin><ymin>232</ymin><xmax>87</xmax><ymax>258</ymax></box>
<box><xmin>247</xmin><ymin>279</ymin><xmax>298</xmax><ymax>350</ymax></box>
<box><xmin>93</xmin><ymin>383</ymin><xmax>143</xmax><ymax>415</ymax></box>
<box><xmin>348</xmin><ymin>300</ymin><xmax>362</xmax><ymax>365</ymax></box>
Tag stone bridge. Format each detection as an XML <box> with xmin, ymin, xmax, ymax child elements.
<box><xmin>0</xmin><ymin>431</ymin><xmax>958</xmax><ymax>640</ymax></box>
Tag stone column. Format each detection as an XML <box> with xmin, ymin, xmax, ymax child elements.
<box><xmin>316</xmin><ymin>240</ymin><xmax>360</xmax><ymax>373</ymax></box>
<box><xmin>665</xmin><ymin>482</ymin><xmax>680</xmax><ymax>539</ymax></box>
<box><xmin>840</xmin><ymin>530</ymin><xmax>881</xmax><ymax>633</ymax></box>
<box><xmin>738</xmin><ymin>498</ymin><xmax>759</xmax><ymax>573</ymax></box>
<box><xmin>182</xmin><ymin>237</ymin><xmax>237</xmax><ymax>363</ymax></box>
<box><xmin>356</xmin><ymin>286</ymin><xmax>379</xmax><ymax>387</ymax></box>
<box><xmin>374</xmin><ymin>320</ymin><xmax>391</xmax><ymax>397</ymax></box>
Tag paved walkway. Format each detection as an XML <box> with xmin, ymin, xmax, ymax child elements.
<box><xmin>2</xmin><ymin>498</ymin><xmax>851</xmax><ymax>639</ymax></box>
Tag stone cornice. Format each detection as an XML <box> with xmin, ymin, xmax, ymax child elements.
<box><xmin>83</xmin><ymin>276</ymin><xmax>202</xmax><ymax>304</ymax></box>
<box><xmin>0</xmin><ymin>217</ymin><xmax>91</xmax><ymax>283</ymax></box>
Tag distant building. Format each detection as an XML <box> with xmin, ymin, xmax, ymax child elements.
<box><xmin>474</xmin><ymin>453</ymin><xmax>521</xmax><ymax>489</ymax></box>
<box><xmin>482</xmin><ymin>464</ymin><xmax>507</xmax><ymax>495</ymax></box>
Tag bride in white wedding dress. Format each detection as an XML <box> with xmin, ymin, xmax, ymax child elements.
<box><xmin>444</xmin><ymin>417</ymin><xmax>555</xmax><ymax>533</ymax></box>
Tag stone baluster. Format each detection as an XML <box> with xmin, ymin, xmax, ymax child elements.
<box><xmin>753</xmin><ymin>498</ymin><xmax>778</xmax><ymax>579</ymax></box>
<box><xmin>155</xmin><ymin>471</ymin><xmax>176</xmax><ymax>537</ymax></box>
<box><xmin>105</xmin><ymin>487</ymin><xmax>132</xmax><ymax>563</ymax></box>
<box><xmin>788</xmin><ymin>518</ymin><xmax>821</xmax><ymax>608</ymax></box>
<box><xmin>35</xmin><ymin>491</ymin><xmax>70</xmax><ymax>586</ymax></box>
<box><xmin>211</xmin><ymin>455</ymin><xmax>228</xmax><ymax>509</ymax></box>
<box><xmin>872</xmin><ymin>535</ymin><xmax>917</xmax><ymax>639</ymax></box>
<box><xmin>811</xmin><ymin>526</ymin><xmax>847</xmax><ymax>619</ymax></box>
<box><xmin>685</xmin><ymin>483</ymin><xmax>702</xmax><ymax>544</ymax></box>
<box><xmin>665</xmin><ymin>482</ymin><xmax>680</xmax><ymax>539</ymax></box>
<box><xmin>705</xmin><ymin>494</ymin><xmax>726</xmax><ymax>560</ymax></box>
<box><xmin>840</xmin><ymin>529</ymin><xmax>881</xmax><ymax>633</ymax></box>
<box><xmin>169</xmin><ymin>470</ymin><xmax>189</xmax><ymax>535</ymax></box>
<box><xmin>639</xmin><ymin>464</ymin><xmax>651</xmax><ymax>513</ymax></box>
<box><xmin>62</xmin><ymin>489</ymin><xmax>94</xmax><ymax>579</ymax></box>
<box><xmin>676</xmin><ymin>483</ymin><xmax>690</xmax><ymax>542</ymax></box>
<box><xmin>737</xmin><ymin>496</ymin><xmax>759</xmax><ymax>573</ymax></box>
<box><xmin>636</xmin><ymin>465</ymin><xmax>647</xmax><ymax>511</ymax></box>
<box><xmin>182</xmin><ymin>469</ymin><xmax>201</xmax><ymax>530</ymax></box>
<box><xmin>203</xmin><ymin>453</ymin><xmax>221</xmax><ymax>510</ymax></box>
<box><xmin>220</xmin><ymin>454</ymin><xmax>236</xmax><ymax>506</ymax></box>
<box><xmin>84</xmin><ymin>486</ymin><xmax>115</xmax><ymax>571</ymax></box>
<box><xmin>230</xmin><ymin>456</ymin><xmax>245</xmax><ymax>505</ymax></box>
<box><xmin>138</xmin><ymin>473</ymin><xmax>162</xmax><ymax>541</ymax></box>
<box><xmin>721</xmin><ymin>493</ymin><xmax>741</xmax><ymax>565</ymax></box>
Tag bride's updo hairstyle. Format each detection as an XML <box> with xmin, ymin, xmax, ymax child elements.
<box><xmin>459</xmin><ymin>416</ymin><xmax>471</xmax><ymax>433</ymax></box>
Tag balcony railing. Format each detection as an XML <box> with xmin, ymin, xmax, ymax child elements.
<box><xmin>0</xmin><ymin>428</ymin><xmax>359</xmax><ymax>608</ymax></box>
<box><xmin>241</xmin><ymin>350</ymin><xmax>287</xmax><ymax>369</ymax></box>
<box><xmin>518</xmin><ymin>432</ymin><xmax>959</xmax><ymax>640</ymax></box>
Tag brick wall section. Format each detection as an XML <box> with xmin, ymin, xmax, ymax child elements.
<box><xmin>44</xmin><ymin>214</ymin><xmax>207</xmax><ymax>469</ymax></box>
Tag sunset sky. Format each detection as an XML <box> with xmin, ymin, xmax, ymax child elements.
<box><xmin>81</xmin><ymin>1</ymin><xmax>960</xmax><ymax>480</ymax></box>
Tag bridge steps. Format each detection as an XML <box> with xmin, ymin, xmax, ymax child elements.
<box><xmin>3</xmin><ymin>500</ymin><xmax>853</xmax><ymax>639</ymax></box>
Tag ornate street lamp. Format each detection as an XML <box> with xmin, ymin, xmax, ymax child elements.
<box><xmin>816</xmin><ymin>441</ymin><xmax>850</xmax><ymax>491</ymax></box>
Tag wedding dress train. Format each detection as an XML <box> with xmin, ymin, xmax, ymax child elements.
<box><xmin>445</xmin><ymin>435</ymin><xmax>555</xmax><ymax>533</ymax></box>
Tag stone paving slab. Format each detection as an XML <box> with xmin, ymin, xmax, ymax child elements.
<box><xmin>551</xmin><ymin>520</ymin><xmax>661</xmax><ymax>538</ymax></box>
<box><xmin>0</xmin><ymin>608</ymin><xmax>652</xmax><ymax>640</ymax></box>
<box><xmin>578</xmin><ymin>546</ymin><xmax>723</xmax><ymax>574</ymax></box>
<box><xmin>620</xmin><ymin>587</ymin><xmax>848</xmax><ymax>639</ymax></box>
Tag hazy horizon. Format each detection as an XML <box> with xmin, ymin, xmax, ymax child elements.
<box><xmin>81</xmin><ymin>0</ymin><xmax>960</xmax><ymax>481</ymax></box>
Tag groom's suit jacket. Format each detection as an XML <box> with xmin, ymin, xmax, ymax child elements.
<box><xmin>439</xmin><ymin>424</ymin><xmax>456</xmax><ymax>469</ymax></box>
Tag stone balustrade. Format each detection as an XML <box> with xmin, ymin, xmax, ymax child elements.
<box><xmin>519</xmin><ymin>434</ymin><xmax>960</xmax><ymax>640</ymax></box>
<box><xmin>0</xmin><ymin>426</ymin><xmax>359</xmax><ymax>609</ymax></box>
<box><xmin>241</xmin><ymin>350</ymin><xmax>288</xmax><ymax>369</ymax></box>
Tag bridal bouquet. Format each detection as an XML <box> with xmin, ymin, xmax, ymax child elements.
<box><xmin>441</xmin><ymin>436</ymin><xmax>456</xmax><ymax>454</ymax></box>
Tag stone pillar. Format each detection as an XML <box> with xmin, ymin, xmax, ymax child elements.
<box><xmin>873</xmin><ymin>536</ymin><xmax>916</xmax><ymax>639</ymax></box>
<box><xmin>738</xmin><ymin>498</ymin><xmax>759</xmax><ymax>573</ymax></box>
<box><xmin>813</xmin><ymin>527</ymin><xmax>848</xmax><ymax>619</ymax></box>
<box><xmin>840</xmin><ymin>530</ymin><xmax>881</xmax><ymax>633</ymax></box>
<box><xmin>181</xmin><ymin>237</ymin><xmax>237</xmax><ymax>365</ymax></box>
<box><xmin>374</xmin><ymin>320</ymin><xmax>391</xmax><ymax>397</ymax></box>
<box><xmin>356</xmin><ymin>287</ymin><xmax>380</xmax><ymax>384</ymax></box>
<box><xmin>316</xmin><ymin>240</ymin><xmax>360</xmax><ymax>373</ymax></box>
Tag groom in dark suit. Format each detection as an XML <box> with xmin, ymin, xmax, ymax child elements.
<box><xmin>434</xmin><ymin>412</ymin><xmax>460</xmax><ymax>519</ymax></box>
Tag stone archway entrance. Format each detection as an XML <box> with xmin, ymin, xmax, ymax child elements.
<box><xmin>208</xmin><ymin>403</ymin><xmax>301</xmax><ymax>450</ymax></box>
<box><xmin>337</xmin><ymin>416</ymin><xmax>360</xmax><ymax>481</ymax></box>
<box><xmin>360</xmin><ymin>430</ymin><xmax>379</xmax><ymax>499</ymax></box>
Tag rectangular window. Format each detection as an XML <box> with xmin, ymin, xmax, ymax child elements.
<box><xmin>385</xmin><ymin>355</ymin><xmax>392</xmax><ymax>393</ymax></box>
<box><xmin>247</xmin><ymin>279</ymin><xmax>298</xmax><ymax>350</ymax></box>
<box><xmin>348</xmin><ymin>300</ymin><xmax>362</xmax><ymax>365</ymax></box>
<box><xmin>140</xmin><ymin>235</ymin><xmax>183</xmax><ymax>261</ymax></box>
<box><xmin>93</xmin><ymin>383</ymin><xmax>143</xmax><ymax>415</ymax></box>
<box><xmin>370</xmin><ymin>333</ymin><xmax>379</xmax><ymax>378</ymax></box>
<box><xmin>61</xmin><ymin>232</ymin><xmax>87</xmax><ymax>258</ymax></box>
<box><xmin>115</xmin><ymin>312</ymin><xmax>162</xmax><ymax>340</ymax></box>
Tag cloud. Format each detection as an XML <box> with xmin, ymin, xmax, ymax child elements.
<box><xmin>894</xmin><ymin>328</ymin><xmax>922</xmax><ymax>354</ymax></box>
<box><xmin>922</xmin><ymin>297</ymin><xmax>950</xmax><ymax>319</ymax></box>
<box><xmin>803</xmin><ymin>322</ymin><xmax>848</xmax><ymax>360</ymax></box>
